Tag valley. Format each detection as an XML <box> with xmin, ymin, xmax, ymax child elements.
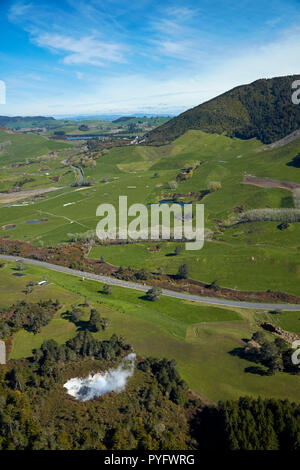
<box><xmin>1</xmin><ymin>75</ymin><xmax>300</xmax><ymax>450</ymax></box>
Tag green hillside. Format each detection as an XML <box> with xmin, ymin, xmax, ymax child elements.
<box><xmin>2</xmin><ymin>128</ymin><xmax>300</xmax><ymax>296</ymax></box>
<box><xmin>0</xmin><ymin>129</ymin><xmax>71</xmax><ymax>166</ymax></box>
<box><xmin>146</xmin><ymin>75</ymin><xmax>300</xmax><ymax>145</ymax></box>
<box><xmin>0</xmin><ymin>115</ymin><xmax>58</xmax><ymax>129</ymax></box>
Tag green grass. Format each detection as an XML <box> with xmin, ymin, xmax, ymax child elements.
<box><xmin>2</xmin><ymin>261</ymin><xmax>300</xmax><ymax>403</ymax></box>
<box><xmin>252</xmin><ymin>308</ymin><xmax>300</xmax><ymax>336</ymax></box>
<box><xmin>22</xmin><ymin>263</ymin><xmax>242</xmax><ymax>341</ymax></box>
<box><xmin>3</xmin><ymin>127</ymin><xmax>300</xmax><ymax>402</ymax></box>
<box><xmin>10</xmin><ymin>314</ymin><xmax>77</xmax><ymax>359</ymax></box>
<box><xmin>2</xmin><ymin>129</ymin><xmax>300</xmax><ymax>296</ymax></box>
<box><xmin>89</xmin><ymin>239</ymin><xmax>300</xmax><ymax>296</ymax></box>
<box><xmin>0</xmin><ymin>129</ymin><xmax>71</xmax><ymax>166</ymax></box>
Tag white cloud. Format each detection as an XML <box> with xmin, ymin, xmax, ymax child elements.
<box><xmin>8</xmin><ymin>1</ymin><xmax>33</xmax><ymax>22</ymax></box>
<box><xmin>4</xmin><ymin>2</ymin><xmax>300</xmax><ymax>116</ymax></box>
<box><xmin>33</xmin><ymin>33</ymin><xmax>125</xmax><ymax>66</ymax></box>
<box><xmin>76</xmin><ymin>71</ymin><xmax>84</xmax><ymax>80</ymax></box>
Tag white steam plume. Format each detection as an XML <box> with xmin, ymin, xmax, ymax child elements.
<box><xmin>63</xmin><ymin>353</ymin><xmax>136</xmax><ymax>401</ymax></box>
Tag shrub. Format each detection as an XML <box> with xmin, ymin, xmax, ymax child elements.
<box><xmin>208</xmin><ymin>181</ymin><xmax>222</xmax><ymax>192</ymax></box>
<box><xmin>293</xmin><ymin>188</ymin><xmax>300</xmax><ymax>209</ymax></box>
<box><xmin>238</xmin><ymin>208</ymin><xmax>300</xmax><ymax>224</ymax></box>
<box><xmin>175</xmin><ymin>246</ymin><xmax>182</xmax><ymax>256</ymax></box>
<box><xmin>146</xmin><ymin>287</ymin><xmax>162</xmax><ymax>301</ymax></box>
<box><xmin>169</xmin><ymin>181</ymin><xmax>178</xmax><ymax>190</ymax></box>
<box><xmin>277</xmin><ymin>221</ymin><xmax>289</xmax><ymax>230</ymax></box>
<box><xmin>135</xmin><ymin>269</ymin><xmax>151</xmax><ymax>281</ymax></box>
<box><xmin>102</xmin><ymin>284</ymin><xmax>112</xmax><ymax>295</ymax></box>
<box><xmin>177</xmin><ymin>264</ymin><xmax>189</xmax><ymax>279</ymax></box>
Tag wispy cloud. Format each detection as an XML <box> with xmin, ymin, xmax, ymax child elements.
<box><xmin>33</xmin><ymin>33</ymin><xmax>126</xmax><ymax>66</ymax></box>
<box><xmin>8</xmin><ymin>1</ymin><xmax>33</xmax><ymax>22</ymax></box>
<box><xmin>3</xmin><ymin>0</ymin><xmax>300</xmax><ymax>115</ymax></box>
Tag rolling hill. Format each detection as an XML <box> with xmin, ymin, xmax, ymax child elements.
<box><xmin>146</xmin><ymin>74</ymin><xmax>300</xmax><ymax>145</ymax></box>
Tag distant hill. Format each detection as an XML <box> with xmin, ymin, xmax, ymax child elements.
<box><xmin>0</xmin><ymin>116</ymin><xmax>56</xmax><ymax>129</ymax></box>
<box><xmin>146</xmin><ymin>75</ymin><xmax>300</xmax><ymax>145</ymax></box>
<box><xmin>113</xmin><ymin>116</ymin><xmax>136</xmax><ymax>123</ymax></box>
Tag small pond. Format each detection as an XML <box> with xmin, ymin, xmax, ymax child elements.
<box><xmin>25</xmin><ymin>218</ymin><xmax>48</xmax><ymax>225</ymax></box>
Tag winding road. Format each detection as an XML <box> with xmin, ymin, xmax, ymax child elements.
<box><xmin>63</xmin><ymin>158</ymin><xmax>84</xmax><ymax>184</ymax></box>
<box><xmin>1</xmin><ymin>254</ymin><xmax>300</xmax><ymax>311</ymax></box>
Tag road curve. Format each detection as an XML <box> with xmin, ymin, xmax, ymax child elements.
<box><xmin>63</xmin><ymin>158</ymin><xmax>84</xmax><ymax>184</ymax></box>
<box><xmin>1</xmin><ymin>254</ymin><xmax>300</xmax><ymax>311</ymax></box>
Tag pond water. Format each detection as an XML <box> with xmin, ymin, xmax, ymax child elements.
<box><xmin>25</xmin><ymin>219</ymin><xmax>47</xmax><ymax>224</ymax></box>
<box><xmin>12</xmin><ymin>273</ymin><xmax>26</xmax><ymax>277</ymax></box>
<box><xmin>148</xmin><ymin>200</ymin><xmax>190</xmax><ymax>207</ymax></box>
<box><xmin>66</xmin><ymin>135</ymin><xmax>106</xmax><ymax>140</ymax></box>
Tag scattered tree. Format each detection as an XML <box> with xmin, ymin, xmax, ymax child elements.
<box><xmin>146</xmin><ymin>287</ymin><xmax>162</xmax><ymax>301</ymax></box>
<box><xmin>177</xmin><ymin>264</ymin><xmax>189</xmax><ymax>279</ymax></box>
<box><xmin>103</xmin><ymin>284</ymin><xmax>112</xmax><ymax>295</ymax></box>
<box><xmin>208</xmin><ymin>181</ymin><xmax>222</xmax><ymax>192</ymax></box>
<box><xmin>70</xmin><ymin>305</ymin><xmax>83</xmax><ymax>323</ymax></box>
<box><xmin>169</xmin><ymin>181</ymin><xmax>178</xmax><ymax>190</ymax></box>
<box><xmin>174</xmin><ymin>246</ymin><xmax>182</xmax><ymax>256</ymax></box>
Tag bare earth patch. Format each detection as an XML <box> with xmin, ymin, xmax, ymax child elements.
<box><xmin>243</xmin><ymin>175</ymin><xmax>300</xmax><ymax>191</ymax></box>
<box><xmin>0</xmin><ymin>186</ymin><xmax>64</xmax><ymax>204</ymax></box>
<box><xmin>265</xmin><ymin>129</ymin><xmax>300</xmax><ymax>150</ymax></box>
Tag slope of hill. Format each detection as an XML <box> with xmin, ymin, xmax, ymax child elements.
<box><xmin>146</xmin><ymin>75</ymin><xmax>300</xmax><ymax>145</ymax></box>
<box><xmin>0</xmin><ymin>129</ymin><xmax>71</xmax><ymax>166</ymax></box>
<box><xmin>0</xmin><ymin>116</ymin><xmax>57</xmax><ymax>129</ymax></box>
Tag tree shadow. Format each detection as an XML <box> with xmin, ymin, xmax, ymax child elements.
<box><xmin>228</xmin><ymin>347</ymin><xmax>245</xmax><ymax>358</ymax></box>
<box><xmin>280</xmin><ymin>196</ymin><xmax>294</xmax><ymax>208</ymax></box>
<box><xmin>286</xmin><ymin>154</ymin><xmax>300</xmax><ymax>168</ymax></box>
<box><xmin>165</xmin><ymin>253</ymin><xmax>176</xmax><ymax>257</ymax></box>
<box><xmin>244</xmin><ymin>366</ymin><xmax>268</xmax><ymax>376</ymax></box>
<box><xmin>138</xmin><ymin>294</ymin><xmax>151</xmax><ymax>301</ymax></box>
<box><xmin>97</xmin><ymin>289</ymin><xmax>110</xmax><ymax>295</ymax></box>
<box><xmin>61</xmin><ymin>311</ymin><xmax>92</xmax><ymax>331</ymax></box>
<box><xmin>76</xmin><ymin>320</ymin><xmax>94</xmax><ymax>332</ymax></box>
<box><xmin>229</xmin><ymin>346</ymin><xmax>269</xmax><ymax>376</ymax></box>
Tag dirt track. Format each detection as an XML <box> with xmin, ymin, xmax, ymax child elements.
<box><xmin>265</xmin><ymin>129</ymin><xmax>300</xmax><ymax>150</ymax></box>
<box><xmin>0</xmin><ymin>340</ymin><xmax>5</xmax><ymax>364</ymax></box>
<box><xmin>243</xmin><ymin>175</ymin><xmax>300</xmax><ymax>191</ymax></box>
<box><xmin>0</xmin><ymin>186</ymin><xmax>63</xmax><ymax>204</ymax></box>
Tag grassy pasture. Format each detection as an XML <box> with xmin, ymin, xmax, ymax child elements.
<box><xmin>1</xmin><ymin>129</ymin><xmax>300</xmax><ymax>296</ymax></box>
<box><xmin>2</xmin><ymin>261</ymin><xmax>300</xmax><ymax>403</ymax></box>
<box><xmin>89</xmin><ymin>239</ymin><xmax>300</xmax><ymax>297</ymax></box>
<box><xmin>0</xmin><ymin>130</ymin><xmax>71</xmax><ymax>166</ymax></box>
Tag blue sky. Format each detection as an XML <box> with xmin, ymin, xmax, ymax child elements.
<box><xmin>1</xmin><ymin>0</ymin><xmax>300</xmax><ymax>116</ymax></box>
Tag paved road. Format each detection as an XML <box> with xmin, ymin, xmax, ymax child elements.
<box><xmin>1</xmin><ymin>254</ymin><xmax>300</xmax><ymax>311</ymax></box>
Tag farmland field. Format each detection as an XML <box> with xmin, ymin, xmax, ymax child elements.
<box><xmin>1</xmin><ymin>260</ymin><xmax>300</xmax><ymax>403</ymax></box>
<box><xmin>1</xmin><ymin>129</ymin><xmax>300</xmax><ymax>294</ymax></box>
<box><xmin>1</xmin><ymin>127</ymin><xmax>300</xmax><ymax>403</ymax></box>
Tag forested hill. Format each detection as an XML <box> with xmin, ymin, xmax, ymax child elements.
<box><xmin>146</xmin><ymin>75</ymin><xmax>300</xmax><ymax>145</ymax></box>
